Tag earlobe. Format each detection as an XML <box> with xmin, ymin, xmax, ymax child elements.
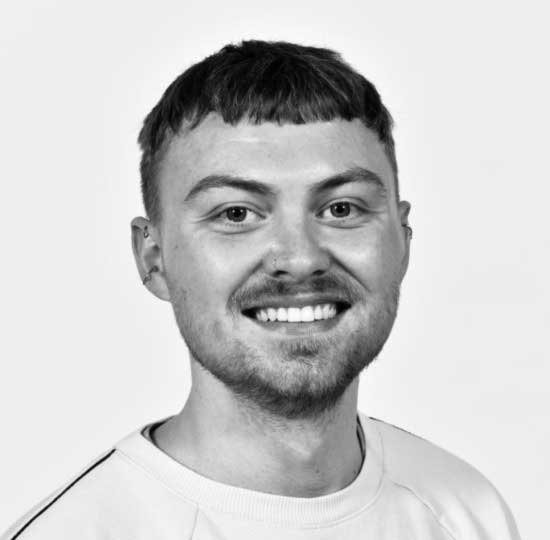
<box><xmin>130</xmin><ymin>217</ymin><xmax>171</xmax><ymax>302</ymax></box>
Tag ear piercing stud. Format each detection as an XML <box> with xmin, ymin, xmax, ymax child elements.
<box><xmin>143</xmin><ymin>265</ymin><xmax>159</xmax><ymax>285</ymax></box>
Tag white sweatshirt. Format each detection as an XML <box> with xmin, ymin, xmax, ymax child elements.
<box><xmin>2</xmin><ymin>413</ymin><xmax>521</xmax><ymax>539</ymax></box>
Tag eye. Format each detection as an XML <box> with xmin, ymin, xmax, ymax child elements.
<box><xmin>328</xmin><ymin>201</ymin><xmax>351</xmax><ymax>218</ymax></box>
<box><xmin>318</xmin><ymin>201</ymin><xmax>364</xmax><ymax>220</ymax></box>
<box><xmin>224</xmin><ymin>206</ymin><xmax>249</xmax><ymax>222</ymax></box>
<box><xmin>212</xmin><ymin>205</ymin><xmax>264</xmax><ymax>228</ymax></box>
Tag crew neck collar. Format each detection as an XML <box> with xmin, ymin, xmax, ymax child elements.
<box><xmin>115</xmin><ymin>412</ymin><xmax>384</xmax><ymax>527</ymax></box>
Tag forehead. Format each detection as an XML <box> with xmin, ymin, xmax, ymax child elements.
<box><xmin>159</xmin><ymin>114</ymin><xmax>395</xmax><ymax>201</ymax></box>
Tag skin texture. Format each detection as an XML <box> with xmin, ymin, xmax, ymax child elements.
<box><xmin>131</xmin><ymin>114</ymin><xmax>411</xmax><ymax>497</ymax></box>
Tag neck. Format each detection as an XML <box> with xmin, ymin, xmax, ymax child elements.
<box><xmin>153</xmin><ymin>366</ymin><xmax>363</xmax><ymax>498</ymax></box>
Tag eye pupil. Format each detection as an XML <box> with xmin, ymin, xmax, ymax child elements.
<box><xmin>226</xmin><ymin>207</ymin><xmax>247</xmax><ymax>222</ymax></box>
<box><xmin>330</xmin><ymin>202</ymin><xmax>351</xmax><ymax>217</ymax></box>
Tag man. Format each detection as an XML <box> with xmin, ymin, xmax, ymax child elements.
<box><xmin>2</xmin><ymin>40</ymin><xmax>520</xmax><ymax>539</ymax></box>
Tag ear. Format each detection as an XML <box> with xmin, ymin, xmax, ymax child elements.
<box><xmin>130</xmin><ymin>216</ymin><xmax>171</xmax><ymax>301</ymax></box>
<box><xmin>397</xmin><ymin>200</ymin><xmax>412</xmax><ymax>281</ymax></box>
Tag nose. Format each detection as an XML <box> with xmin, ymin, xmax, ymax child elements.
<box><xmin>263</xmin><ymin>219</ymin><xmax>331</xmax><ymax>282</ymax></box>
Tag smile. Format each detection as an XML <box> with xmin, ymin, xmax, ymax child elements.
<box><xmin>254</xmin><ymin>303</ymin><xmax>338</xmax><ymax>322</ymax></box>
<box><xmin>242</xmin><ymin>301</ymin><xmax>350</xmax><ymax>336</ymax></box>
<box><xmin>242</xmin><ymin>301</ymin><xmax>351</xmax><ymax>324</ymax></box>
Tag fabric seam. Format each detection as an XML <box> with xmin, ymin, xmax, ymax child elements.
<box><xmin>385</xmin><ymin>475</ymin><xmax>459</xmax><ymax>540</ymax></box>
<box><xmin>370</xmin><ymin>419</ymin><xmax>459</xmax><ymax>540</ymax></box>
<box><xmin>189</xmin><ymin>505</ymin><xmax>199</xmax><ymax>540</ymax></box>
<box><xmin>8</xmin><ymin>449</ymin><xmax>116</xmax><ymax>540</ymax></box>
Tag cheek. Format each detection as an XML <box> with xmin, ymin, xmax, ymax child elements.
<box><xmin>330</xmin><ymin>228</ymin><xmax>403</xmax><ymax>287</ymax></box>
<box><xmin>166</xmin><ymin>233</ymin><xmax>261</xmax><ymax>312</ymax></box>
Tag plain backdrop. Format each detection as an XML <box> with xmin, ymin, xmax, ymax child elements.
<box><xmin>1</xmin><ymin>1</ymin><xmax>547</xmax><ymax>537</ymax></box>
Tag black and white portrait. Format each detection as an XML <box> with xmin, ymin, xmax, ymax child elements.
<box><xmin>1</xmin><ymin>2</ymin><xmax>546</xmax><ymax>538</ymax></box>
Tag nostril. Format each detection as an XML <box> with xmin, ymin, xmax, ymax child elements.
<box><xmin>265</xmin><ymin>243</ymin><xmax>331</xmax><ymax>281</ymax></box>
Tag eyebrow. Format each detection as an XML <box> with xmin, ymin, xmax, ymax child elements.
<box><xmin>183</xmin><ymin>166</ymin><xmax>387</xmax><ymax>203</ymax></box>
<box><xmin>308</xmin><ymin>167</ymin><xmax>387</xmax><ymax>198</ymax></box>
<box><xmin>184</xmin><ymin>175</ymin><xmax>276</xmax><ymax>203</ymax></box>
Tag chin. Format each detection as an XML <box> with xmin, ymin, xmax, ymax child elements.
<box><xmin>186</xmin><ymin>325</ymin><xmax>383</xmax><ymax>420</ymax></box>
<box><xmin>178</xmin><ymin>287</ymin><xmax>400</xmax><ymax>419</ymax></box>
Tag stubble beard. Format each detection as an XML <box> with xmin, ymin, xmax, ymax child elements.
<box><xmin>171</xmin><ymin>281</ymin><xmax>401</xmax><ymax>421</ymax></box>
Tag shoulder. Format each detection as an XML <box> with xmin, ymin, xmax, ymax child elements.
<box><xmin>1</xmin><ymin>449</ymin><xmax>119</xmax><ymax>540</ymax></box>
<box><xmin>362</xmin><ymin>415</ymin><xmax>521</xmax><ymax>540</ymax></box>
<box><xmin>1</xmin><ymin>432</ymin><xmax>197</xmax><ymax>540</ymax></box>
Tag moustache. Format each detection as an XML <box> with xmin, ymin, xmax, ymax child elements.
<box><xmin>231</xmin><ymin>274</ymin><xmax>362</xmax><ymax>311</ymax></box>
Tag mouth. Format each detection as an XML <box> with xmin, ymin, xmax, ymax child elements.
<box><xmin>242</xmin><ymin>302</ymin><xmax>351</xmax><ymax>323</ymax></box>
<box><xmin>241</xmin><ymin>301</ymin><xmax>351</xmax><ymax>336</ymax></box>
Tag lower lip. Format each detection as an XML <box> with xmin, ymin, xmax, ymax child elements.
<box><xmin>245</xmin><ymin>310</ymin><xmax>348</xmax><ymax>336</ymax></box>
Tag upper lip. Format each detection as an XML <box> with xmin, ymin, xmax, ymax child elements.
<box><xmin>240</xmin><ymin>293</ymin><xmax>352</xmax><ymax>312</ymax></box>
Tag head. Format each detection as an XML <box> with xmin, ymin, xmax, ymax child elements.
<box><xmin>131</xmin><ymin>40</ymin><xmax>411</xmax><ymax>420</ymax></box>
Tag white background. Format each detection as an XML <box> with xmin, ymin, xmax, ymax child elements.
<box><xmin>1</xmin><ymin>1</ymin><xmax>547</xmax><ymax>537</ymax></box>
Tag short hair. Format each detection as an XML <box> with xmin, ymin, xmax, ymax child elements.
<box><xmin>138</xmin><ymin>40</ymin><xmax>398</xmax><ymax>225</ymax></box>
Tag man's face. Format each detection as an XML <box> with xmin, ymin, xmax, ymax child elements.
<box><xmin>155</xmin><ymin>114</ymin><xmax>410</xmax><ymax>419</ymax></box>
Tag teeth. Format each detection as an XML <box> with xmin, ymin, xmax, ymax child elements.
<box><xmin>323</xmin><ymin>304</ymin><xmax>336</xmax><ymax>319</ymax></box>
<box><xmin>288</xmin><ymin>307</ymin><xmax>300</xmax><ymax>322</ymax></box>
<box><xmin>314</xmin><ymin>305</ymin><xmax>323</xmax><ymax>320</ymax></box>
<box><xmin>254</xmin><ymin>304</ymin><xmax>340</xmax><ymax>323</ymax></box>
<box><xmin>301</xmin><ymin>306</ymin><xmax>315</xmax><ymax>322</ymax></box>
